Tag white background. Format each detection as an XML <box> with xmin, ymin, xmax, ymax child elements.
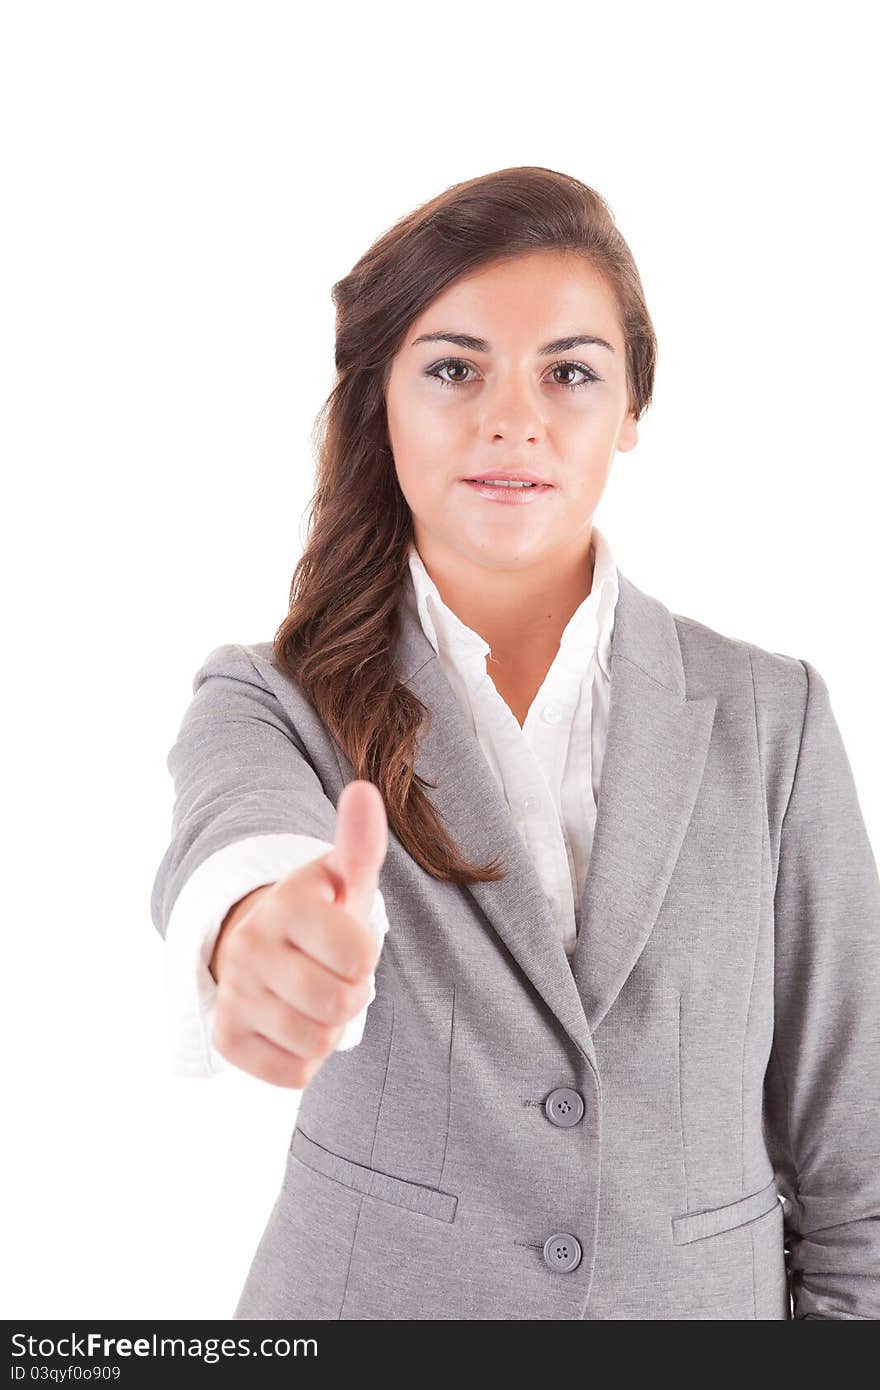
<box><xmin>2</xmin><ymin>0</ymin><xmax>877</xmax><ymax>1319</ymax></box>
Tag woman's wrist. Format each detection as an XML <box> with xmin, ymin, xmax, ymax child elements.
<box><xmin>209</xmin><ymin>883</ymin><xmax>276</xmax><ymax>984</ymax></box>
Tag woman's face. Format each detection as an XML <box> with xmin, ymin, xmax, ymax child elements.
<box><xmin>384</xmin><ymin>249</ymin><xmax>638</xmax><ymax>574</ymax></box>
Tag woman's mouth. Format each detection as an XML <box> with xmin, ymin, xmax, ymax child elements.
<box><xmin>461</xmin><ymin>478</ymin><xmax>554</xmax><ymax>504</ymax></box>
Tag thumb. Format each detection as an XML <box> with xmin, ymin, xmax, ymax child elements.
<box><xmin>323</xmin><ymin>780</ymin><xmax>388</xmax><ymax>925</ymax></box>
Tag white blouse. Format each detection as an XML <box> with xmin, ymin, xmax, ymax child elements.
<box><xmin>162</xmin><ymin>525</ymin><xmax>619</xmax><ymax>1077</ymax></box>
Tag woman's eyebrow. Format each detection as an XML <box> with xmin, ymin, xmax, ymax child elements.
<box><xmin>410</xmin><ymin>331</ymin><xmax>616</xmax><ymax>354</ymax></box>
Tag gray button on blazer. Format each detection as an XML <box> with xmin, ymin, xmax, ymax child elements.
<box><xmin>151</xmin><ymin>565</ymin><xmax>880</xmax><ymax>1320</ymax></box>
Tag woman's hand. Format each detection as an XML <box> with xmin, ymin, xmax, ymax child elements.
<box><xmin>209</xmin><ymin>780</ymin><xmax>388</xmax><ymax>1089</ymax></box>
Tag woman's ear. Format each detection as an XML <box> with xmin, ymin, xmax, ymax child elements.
<box><xmin>616</xmin><ymin>410</ymin><xmax>639</xmax><ymax>454</ymax></box>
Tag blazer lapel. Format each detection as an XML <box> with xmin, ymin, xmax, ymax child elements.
<box><xmin>389</xmin><ymin>562</ymin><xmax>717</xmax><ymax>1064</ymax></box>
<box><xmin>568</xmin><ymin>572</ymin><xmax>717</xmax><ymax>1033</ymax></box>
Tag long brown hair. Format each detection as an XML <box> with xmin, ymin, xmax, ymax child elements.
<box><xmin>273</xmin><ymin>166</ymin><xmax>657</xmax><ymax>885</ymax></box>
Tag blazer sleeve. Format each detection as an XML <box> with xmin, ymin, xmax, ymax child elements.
<box><xmin>150</xmin><ymin>642</ymin><xmax>390</xmax><ymax>1073</ymax></box>
<box><xmin>763</xmin><ymin>658</ymin><xmax>880</xmax><ymax>1319</ymax></box>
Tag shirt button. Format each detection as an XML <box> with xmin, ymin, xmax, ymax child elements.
<box><xmin>522</xmin><ymin>796</ymin><xmax>540</xmax><ymax>812</ymax></box>
<box><xmin>543</xmin><ymin>1232</ymin><xmax>582</xmax><ymax>1272</ymax></box>
<box><xmin>541</xmin><ymin>704</ymin><xmax>563</xmax><ymax>724</ymax></box>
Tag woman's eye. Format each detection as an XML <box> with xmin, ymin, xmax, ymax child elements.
<box><xmin>551</xmin><ymin>361</ymin><xmax>601</xmax><ymax>391</ymax></box>
<box><xmin>425</xmin><ymin>358</ymin><xmax>601</xmax><ymax>392</ymax></box>
<box><xmin>429</xmin><ymin>360</ymin><xmax>475</xmax><ymax>388</ymax></box>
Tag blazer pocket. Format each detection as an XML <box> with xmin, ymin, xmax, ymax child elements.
<box><xmin>672</xmin><ymin>1177</ymin><xmax>780</xmax><ymax>1245</ymax></box>
<box><xmin>288</xmin><ymin>1124</ymin><xmax>459</xmax><ymax>1224</ymax></box>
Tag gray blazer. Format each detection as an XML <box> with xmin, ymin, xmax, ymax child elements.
<box><xmin>151</xmin><ymin>565</ymin><xmax>880</xmax><ymax>1320</ymax></box>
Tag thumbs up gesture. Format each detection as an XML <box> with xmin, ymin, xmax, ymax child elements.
<box><xmin>210</xmin><ymin>781</ymin><xmax>389</xmax><ymax>1089</ymax></box>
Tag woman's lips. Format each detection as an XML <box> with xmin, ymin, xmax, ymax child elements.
<box><xmin>461</xmin><ymin>479</ymin><xmax>555</xmax><ymax>504</ymax></box>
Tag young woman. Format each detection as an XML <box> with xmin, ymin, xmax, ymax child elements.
<box><xmin>151</xmin><ymin>166</ymin><xmax>880</xmax><ymax>1320</ymax></box>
